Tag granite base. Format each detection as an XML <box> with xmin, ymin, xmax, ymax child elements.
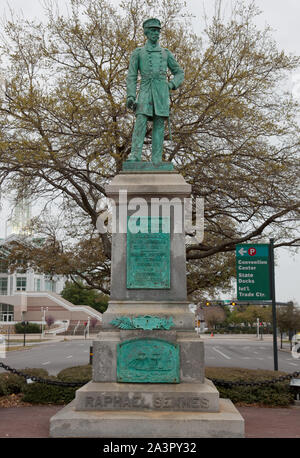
<box><xmin>49</xmin><ymin>398</ymin><xmax>244</xmax><ymax>438</ymax></box>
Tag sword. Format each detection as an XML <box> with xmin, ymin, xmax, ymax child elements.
<box><xmin>168</xmin><ymin>114</ymin><xmax>172</xmax><ymax>141</ymax></box>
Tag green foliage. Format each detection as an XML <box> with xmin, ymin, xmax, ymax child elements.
<box><xmin>22</xmin><ymin>382</ymin><xmax>77</xmax><ymax>405</ymax></box>
<box><xmin>221</xmin><ymin>306</ymin><xmax>272</xmax><ymax>329</ymax></box>
<box><xmin>22</xmin><ymin>365</ymin><xmax>92</xmax><ymax>404</ymax></box>
<box><xmin>14</xmin><ymin>322</ymin><xmax>41</xmax><ymax>334</ymax></box>
<box><xmin>0</xmin><ymin>373</ymin><xmax>25</xmax><ymax>396</ymax></box>
<box><xmin>0</xmin><ymin>368</ymin><xmax>49</xmax><ymax>395</ymax></box>
<box><xmin>61</xmin><ymin>281</ymin><xmax>108</xmax><ymax>313</ymax></box>
<box><xmin>277</xmin><ymin>304</ymin><xmax>300</xmax><ymax>334</ymax></box>
<box><xmin>0</xmin><ymin>364</ymin><xmax>295</xmax><ymax>406</ymax></box>
<box><xmin>0</xmin><ymin>0</ymin><xmax>299</xmax><ymax>300</ymax></box>
<box><xmin>205</xmin><ymin>367</ymin><xmax>294</xmax><ymax>406</ymax></box>
<box><xmin>216</xmin><ymin>326</ymin><xmax>258</xmax><ymax>334</ymax></box>
<box><xmin>57</xmin><ymin>365</ymin><xmax>92</xmax><ymax>383</ymax></box>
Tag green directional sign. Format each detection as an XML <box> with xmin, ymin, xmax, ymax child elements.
<box><xmin>236</xmin><ymin>244</ymin><xmax>271</xmax><ymax>301</ymax></box>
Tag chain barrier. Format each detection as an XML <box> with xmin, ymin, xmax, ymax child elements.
<box><xmin>210</xmin><ymin>371</ymin><xmax>300</xmax><ymax>388</ymax></box>
<box><xmin>0</xmin><ymin>361</ymin><xmax>299</xmax><ymax>389</ymax></box>
<box><xmin>0</xmin><ymin>362</ymin><xmax>84</xmax><ymax>387</ymax></box>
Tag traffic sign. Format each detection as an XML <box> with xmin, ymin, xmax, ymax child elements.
<box><xmin>236</xmin><ymin>244</ymin><xmax>271</xmax><ymax>301</ymax></box>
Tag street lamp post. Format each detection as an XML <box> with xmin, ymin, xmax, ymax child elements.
<box><xmin>22</xmin><ymin>321</ymin><xmax>28</xmax><ymax>346</ymax></box>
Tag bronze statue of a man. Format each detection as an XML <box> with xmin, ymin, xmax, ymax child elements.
<box><xmin>126</xmin><ymin>18</ymin><xmax>184</xmax><ymax>164</ymax></box>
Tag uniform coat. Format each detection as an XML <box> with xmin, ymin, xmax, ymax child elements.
<box><xmin>126</xmin><ymin>41</ymin><xmax>184</xmax><ymax>118</ymax></box>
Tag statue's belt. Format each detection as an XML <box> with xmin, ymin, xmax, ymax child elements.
<box><xmin>140</xmin><ymin>72</ymin><xmax>167</xmax><ymax>81</ymax></box>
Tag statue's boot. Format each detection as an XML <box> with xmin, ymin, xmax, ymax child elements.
<box><xmin>128</xmin><ymin>114</ymin><xmax>148</xmax><ymax>161</ymax></box>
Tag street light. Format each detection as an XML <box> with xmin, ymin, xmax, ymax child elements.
<box><xmin>22</xmin><ymin>321</ymin><xmax>28</xmax><ymax>346</ymax></box>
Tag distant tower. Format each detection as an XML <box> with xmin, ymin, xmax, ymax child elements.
<box><xmin>7</xmin><ymin>198</ymin><xmax>32</xmax><ymax>236</ymax></box>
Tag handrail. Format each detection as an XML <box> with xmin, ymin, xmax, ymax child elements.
<box><xmin>73</xmin><ymin>320</ymin><xmax>80</xmax><ymax>335</ymax></box>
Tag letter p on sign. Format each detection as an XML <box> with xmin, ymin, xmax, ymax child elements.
<box><xmin>248</xmin><ymin>247</ymin><xmax>256</xmax><ymax>256</ymax></box>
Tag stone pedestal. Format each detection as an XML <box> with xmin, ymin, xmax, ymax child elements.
<box><xmin>50</xmin><ymin>398</ymin><xmax>244</xmax><ymax>438</ymax></box>
<box><xmin>50</xmin><ymin>170</ymin><xmax>244</xmax><ymax>438</ymax></box>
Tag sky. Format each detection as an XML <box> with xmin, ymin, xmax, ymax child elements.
<box><xmin>0</xmin><ymin>0</ymin><xmax>299</xmax><ymax>305</ymax></box>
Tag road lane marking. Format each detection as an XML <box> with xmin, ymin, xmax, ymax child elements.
<box><xmin>42</xmin><ymin>361</ymin><xmax>50</xmax><ymax>365</ymax></box>
<box><xmin>66</xmin><ymin>355</ymin><xmax>73</xmax><ymax>358</ymax></box>
<box><xmin>212</xmin><ymin>346</ymin><xmax>231</xmax><ymax>360</ymax></box>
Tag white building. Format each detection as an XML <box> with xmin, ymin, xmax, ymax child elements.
<box><xmin>0</xmin><ymin>235</ymin><xmax>66</xmax><ymax>322</ymax></box>
<box><xmin>0</xmin><ymin>200</ymin><xmax>103</xmax><ymax>328</ymax></box>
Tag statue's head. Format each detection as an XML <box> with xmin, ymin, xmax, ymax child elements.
<box><xmin>143</xmin><ymin>18</ymin><xmax>161</xmax><ymax>44</ymax></box>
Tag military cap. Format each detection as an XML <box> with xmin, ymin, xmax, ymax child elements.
<box><xmin>143</xmin><ymin>18</ymin><xmax>161</xmax><ymax>29</ymax></box>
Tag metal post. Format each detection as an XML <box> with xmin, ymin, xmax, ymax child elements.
<box><xmin>196</xmin><ymin>315</ymin><xmax>200</xmax><ymax>335</ymax></box>
<box><xmin>269</xmin><ymin>238</ymin><xmax>278</xmax><ymax>371</ymax></box>
<box><xmin>23</xmin><ymin>321</ymin><xmax>26</xmax><ymax>347</ymax></box>
<box><xmin>7</xmin><ymin>326</ymin><xmax>10</xmax><ymax>351</ymax></box>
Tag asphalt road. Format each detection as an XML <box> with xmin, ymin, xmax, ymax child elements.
<box><xmin>0</xmin><ymin>339</ymin><xmax>92</xmax><ymax>375</ymax></box>
<box><xmin>0</xmin><ymin>336</ymin><xmax>299</xmax><ymax>375</ymax></box>
<box><xmin>203</xmin><ymin>337</ymin><xmax>300</xmax><ymax>372</ymax></box>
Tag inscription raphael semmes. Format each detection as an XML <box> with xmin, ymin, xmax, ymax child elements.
<box><xmin>85</xmin><ymin>394</ymin><xmax>210</xmax><ymax>411</ymax></box>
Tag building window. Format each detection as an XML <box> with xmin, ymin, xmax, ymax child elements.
<box><xmin>0</xmin><ymin>260</ymin><xmax>8</xmax><ymax>274</ymax></box>
<box><xmin>16</xmin><ymin>260</ymin><xmax>26</xmax><ymax>274</ymax></box>
<box><xmin>35</xmin><ymin>278</ymin><xmax>41</xmax><ymax>292</ymax></box>
<box><xmin>0</xmin><ymin>278</ymin><xmax>8</xmax><ymax>295</ymax></box>
<box><xmin>16</xmin><ymin>277</ymin><xmax>27</xmax><ymax>291</ymax></box>
<box><xmin>0</xmin><ymin>303</ymin><xmax>14</xmax><ymax>321</ymax></box>
<box><xmin>45</xmin><ymin>280</ymin><xmax>53</xmax><ymax>292</ymax></box>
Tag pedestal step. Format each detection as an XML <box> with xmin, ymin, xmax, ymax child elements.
<box><xmin>50</xmin><ymin>398</ymin><xmax>244</xmax><ymax>438</ymax></box>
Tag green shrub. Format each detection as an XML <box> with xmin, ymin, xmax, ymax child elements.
<box><xmin>22</xmin><ymin>379</ymin><xmax>77</xmax><ymax>405</ymax></box>
<box><xmin>21</xmin><ymin>366</ymin><xmax>90</xmax><ymax>404</ymax></box>
<box><xmin>57</xmin><ymin>365</ymin><xmax>92</xmax><ymax>383</ymax></box>
<box><xmin>1</xmin><ymin>364</ymin><xmax>294</xmax><ymax>407</ymax></box>
<box><xmin>206</xmin><ymin>367</ymin><xmax>294</xmax><ymax>407</ymax></box>
<box><xmin>15</xmin><ymin>322</ymin><xmax>41</xmax><ymax>334</ymax></box>
<box><xmin>0</xmin><ymin>373</ymin><xmax>26</xmax><ymax>396</ymax></box>
<box><xmin>0</xmin><ymin>368</ymin><xmax>49</xmax><ymax>395</ymax></box>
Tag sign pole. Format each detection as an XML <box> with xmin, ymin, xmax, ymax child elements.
<box><xmin>269</xmin><ymin>238</ymin><xmax>278</xmax><ymax>371</ymax></box>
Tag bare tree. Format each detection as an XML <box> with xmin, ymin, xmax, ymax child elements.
<box><xmin>0</xmin><ymin>0</ymin><xmax>299</xmax><ymax>297</ymax></box>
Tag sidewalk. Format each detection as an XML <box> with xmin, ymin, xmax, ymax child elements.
<box><xmin>0</xmin><ymin>404</ymin><xmax>299</xmax><ymax>438</ymax></box>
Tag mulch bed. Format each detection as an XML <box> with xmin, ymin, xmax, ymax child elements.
<box><xmin>0</xmin><ymin>394</ymin><xmax>33</xmax><ymax>408</ymax></box>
